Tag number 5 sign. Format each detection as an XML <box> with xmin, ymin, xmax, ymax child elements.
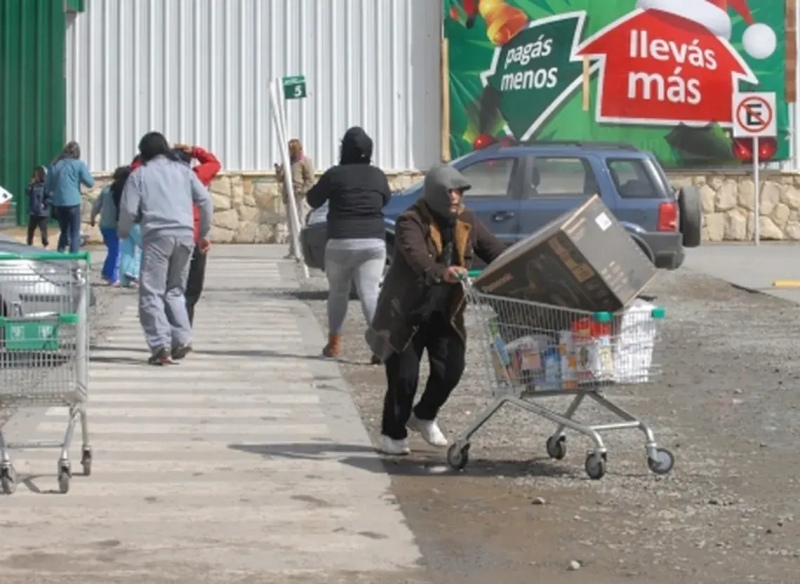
<box><xmin>282</xmin><ymin>76</ymin><xmax>307</xmax><ymax>100</ymax></box>
<box><xmin>732</xmin><ymin>92</ymin><xmax>777</xmax><ymax>139</ymax></box>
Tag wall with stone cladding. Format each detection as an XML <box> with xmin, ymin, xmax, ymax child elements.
<box><xmin>79</xmin><ymin>171</ymin><xmax>800</xmax><ymax>244</ymax></box>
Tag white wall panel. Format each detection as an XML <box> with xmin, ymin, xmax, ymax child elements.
<box><xmin>66</xmin><ymin>0</ymin><xmax>442</xmax><ymax>173</ymax></box>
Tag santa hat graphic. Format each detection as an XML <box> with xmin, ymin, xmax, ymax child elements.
<box><xmin>636</xmin><ymin>0</ymin><xmax>778</xmax><ymax>60</ymax></box>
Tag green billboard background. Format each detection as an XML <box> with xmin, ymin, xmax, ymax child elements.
<box><xmin>444</xmin><ymin>0</ymin><xmax>789</xmax><ymax>168</ymax></box>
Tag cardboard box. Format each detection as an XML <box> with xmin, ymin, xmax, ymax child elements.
<box><xmin>473</xmin><ymin>195</ymin><xmax>658</xmax><ymax>312</ymax></box>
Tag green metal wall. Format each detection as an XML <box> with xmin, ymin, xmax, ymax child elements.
<box><xmin>0</xmin><ymin>0</ymin><xmax>66</xmax><ymax>224</ymax></box>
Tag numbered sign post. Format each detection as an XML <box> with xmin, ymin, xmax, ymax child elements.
<box><xmin>732</xmin><ymin>92</ymin><xmax>777</xmax><ymax>246</ymax></box>
<box><xmin>269</xmin><ymin>75</ymin><xmax>309</xmax><ymax>278</ymax></box>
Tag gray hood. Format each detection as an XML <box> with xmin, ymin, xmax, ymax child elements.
<box><xmin>422</xmin><ymin>164</ymin><xmax>471</xmax><ymax>220</ymax></box>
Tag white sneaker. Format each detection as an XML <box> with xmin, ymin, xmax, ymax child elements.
<box><xmin>407</xmin><ymin>414</ymin><xmax>449</xmax><ymax>447</ymax></box>
<box><xmin>380</xmin><ymin>435</ymin><xmax>410</xmax><ymax>456</ymax></box>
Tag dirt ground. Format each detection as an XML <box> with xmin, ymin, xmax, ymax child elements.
<box><xmin>301</xmin><ymin>267</ymin><xmax>800</xmax><ymax>584</ymax></box>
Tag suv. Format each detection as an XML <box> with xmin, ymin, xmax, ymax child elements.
<box><xmin>300</xmin><ymin>141</ymin><xmax>701</xmax><ymax>271</ymax></box>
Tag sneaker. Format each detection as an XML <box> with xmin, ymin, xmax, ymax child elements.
<box><xmin>380</xmin><ymin>436</ymin><xmax>410</xmax><ymax>456</ymax></box>
<box><xmin>171</xmin><ymin>344</ymin><xmax>193</xmax><ymax>361</ymax></box>
<box><xmin>370</xmin><ymin>354</ymin><xmax>382</xmax><ymax>366</ymax></box>
<box><xmin>148</xmin><ymin>347</ymin><xmax>176</xmax><ymax>366</ymax></box>
<box><xmin>407</xmin><ymin>414</ymin><xmax>448</xmax><ymax>447</ymax></box>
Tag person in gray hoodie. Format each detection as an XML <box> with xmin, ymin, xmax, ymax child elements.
<box><xmin>119</xmin><ymin>132</ymin><xmax>213</xmax><ymax>365</ymax></box>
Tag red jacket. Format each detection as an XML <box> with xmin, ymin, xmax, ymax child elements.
<box><xmin>129</xmin><ymin>147</ymin><xmax>221</xmax><ymax>242</ymax></box>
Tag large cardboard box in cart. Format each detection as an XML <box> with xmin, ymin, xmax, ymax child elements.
<box><xmin>473</xmin><ymin>195</ymin><xmax>658</xmax><ymax>313</ymax></box>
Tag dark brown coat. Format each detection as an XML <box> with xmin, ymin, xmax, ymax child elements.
<box><xmin>366</xmin><ymin>200</ymin><xmax>506</xmax><ymax>359</ymax></box>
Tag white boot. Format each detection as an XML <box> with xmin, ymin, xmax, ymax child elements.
<box><xmin>407</xmin><ymin>413</ymin><xmax>449</xmax><ymax>447</ymax></box>
<box><xmin>380</xmin><ymin>435</ymin><xmax>410</xmax><ymax>455</ymax></box>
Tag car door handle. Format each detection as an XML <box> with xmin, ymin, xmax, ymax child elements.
<box><xmin>492</xmin><ymin>211</ymin><xmax>515</xmax><ymax>222</ymax></box>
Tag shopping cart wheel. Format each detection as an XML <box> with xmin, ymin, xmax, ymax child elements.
<box><xmin>446</xmin><ymin>442</ymin><xmax>470</xmax><ymax>471</ymax></box>
<box><xmin>584</xmin><ymin>452</ymin><xmax>607</xmax><ymax>480</ymax></box>
<box><xmin>81</xmin><ymin>448</ymin><xmax>92</xmax><ymax>477</ymax></box>
<box><xmin>1</xmin><ymin>466</ymin><xmax>17</xmax><ymax>495</ymax></box>
<box><xmin>546</xmin><ymin>435</ymin><xmax>567</xmax><ymax>460</ymax></box>
<box><xmin>58</xmin><ymin>465</ymin><xmax>71</xmax><ymax>494</ymax></box>
<box><xmin>646</xmin><ymin>448</ymin><xmax>674</xmax><ymax>476</ymax></box>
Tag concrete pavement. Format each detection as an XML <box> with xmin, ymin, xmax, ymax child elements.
<box><xmin>683</xmin><ymin>243</ymin><xmax>800</xmax><ymax>304</ymax></box>
<box><xmin>0</xmin><ymin>246</ymin><xmax>422</xmax><ymax>583</ymax></box>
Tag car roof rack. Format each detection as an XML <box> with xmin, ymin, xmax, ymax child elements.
<box><xmin>487</xmin><ymin>140</ymin><xmax>640</xmax><ymax>151</ymax></box>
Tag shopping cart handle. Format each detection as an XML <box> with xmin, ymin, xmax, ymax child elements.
<box><xmin>0</xmin><ymin>251</ymin><xmax>91</xmax><ymax>262</ymax></box>
<box><xmin>467</xmin><ymin>269</ymin><xmax>482</xmax><ymax>279</ymax></box>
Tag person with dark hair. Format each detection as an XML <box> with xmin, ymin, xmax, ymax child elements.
<box><xmin>170</xmin><ymin>143</ymin><xmax>221</xmax><ymax>325</ymax></box>
<box><xmin>45</xmin><ymin>141</ymin><xmax>94</xmax><ymax>253</ymax></box>
<box><xmin>306</xmin><ymin>127</ymin><xmax>391</xmax><ymax>362</ymax></box>
<box><xmin>90</xmin><ymin>166</ymin><xmax>129</xmax><ymax>286</ymax></box>
<box><xmin>25</xmin><ymin>166</ymin><xmax>51</xmax><ymax>248</ymax></box>
<box><xmin>367</xmin><ymin>164</ymin><xmax>506</xmax><ymax>455</ymax></box>
<box><xmin>119</xmin><ymin>132</ymin><xmax>213</xmax><ymax>365</ymax></box>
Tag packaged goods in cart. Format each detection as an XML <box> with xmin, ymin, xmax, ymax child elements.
<box><xmin>541</xmin><ymin>347</ymin><xmax>562</xmax><ymax>390</ymax></box>
<box><xmin>572</xmin><ymin>315</ymin><xmax>614</xmax><ymax>384</ymax></box>
<box><xmin>613</xmin><ymin>299</ymin><xmax>662</xmax><ymax>383</ymax></box>
<box><xmin>505</xmin><ymin>334</ymin><xmax>550</xmax><ymax>389</ymax></box>
<box><xmin>558</xmin><ymin>331</ymin><xmax>578</xmax><ymax>389</ymax></box>
<box><xmin>488</xmin><ymin>320</ymin><xmax>515</xmax><ymax>387</ymax></box>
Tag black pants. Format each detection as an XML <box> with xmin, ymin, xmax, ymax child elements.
<box><xmin>26</xmin><ymin>216</ymin><xmax>49</xmax><ymax>247</ymax></box>
<box><xmin>381</xmin><ymin>313</ymin><xmax>466</xmax><ymax>440</ymax></box>
<box><xmin>185</xmin><ymin>246</ymin><xmax>208</xmax><ymax>326</ymax></box>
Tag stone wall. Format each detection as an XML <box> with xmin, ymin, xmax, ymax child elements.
<box><xmin>80</xmin><ymin>170</ymin><xmax>800</xmax><ymax>244</ymax></box>
<box><xmin>671</xmin><ymin>172</ymin><xmax>800</xmax><ymax>242</ymax></box>
<box><xmin>80</xmin><ymin>172</ymin><xmax>423</xmax><ymax>245</ymax></box>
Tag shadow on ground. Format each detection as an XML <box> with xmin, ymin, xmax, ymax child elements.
<box><xmin>228</xmin><ymin>441</ymin><xmax>572</xmax><ymax>479</ymax></box>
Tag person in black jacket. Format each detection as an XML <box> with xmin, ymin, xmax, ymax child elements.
<box><xmin>306</xmin><ymin>127</ymin><xmax>391</xmax><ymax>362</ymax></box>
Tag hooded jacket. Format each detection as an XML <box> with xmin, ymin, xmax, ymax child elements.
<box><xmin>129</xmin><ymin>146</ymin><xmax>220</xmax><ymax>242</ymax></box>
<box><xmin>365</xmin><ymin>165</ymin><xmax>507</xmax><ymax>360</ymax></box>
<box><xmin>306</xmin><ymin>127</ymin><xmax>391</xmax><ymax>240</ymax></box>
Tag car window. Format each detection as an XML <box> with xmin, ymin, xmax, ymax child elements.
<box><xmin>459</xmin><ymin>158</ymin><xmax>516</xmax><ymax>197</ymax></box>
<box><xmin>530</xmin><ymin>157</ymin><xmax>598</xmax><ymax>198</ymax></box>
<box><xmin>607</xmin><ymin>158</ymin><xmax>660</xmax><ymax>199</ymax></box>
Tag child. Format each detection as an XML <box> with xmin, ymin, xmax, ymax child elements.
<box><xmin>118</xmin><ymin>223</ymin><xmax>142</xmax><ymax>288</ymax></box>
<box><xmin>26</xmin><ymin>166</ymin><xmax>51</xmax><ymax>248</ymax></box>
<box><xmin>90</xmin><ymin>169</ymin><xmax>125</xmax><ymax>286</ymax></box>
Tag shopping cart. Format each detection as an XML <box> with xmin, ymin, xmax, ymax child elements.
<box><xmin>446</xmin><ymin>275</ymin><xmax>673</xmax><ymax>480</ymax></box>
<box><xmin>0</xmin><ymin>251</ymin><xmax>92</xmax><ymax>494</ymax></box>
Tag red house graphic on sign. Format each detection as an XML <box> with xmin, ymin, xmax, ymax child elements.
<box><xmin>575</xmin><ymin>9</ymin><xmax>757</xmax><ymax>127</ymax></box>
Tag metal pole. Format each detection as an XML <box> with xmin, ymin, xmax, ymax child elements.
<box><xmin>269</xmin><ymin>80</ymin><xmax>309</xmax><ymax>279</ymax></box>
<box><xmin>75</xmin><ymin>258</ymin><xmax>89</xmax><ymax>397</ymax></box>
<box><xmin>276</xmin><ymin>88</ymin><xmax>304</xmax><ymax>244</ymax></box>
<box><xmin>754</xmin><ymin>136</ymin><xmax>761</xmax><ymax>246</ymax></box>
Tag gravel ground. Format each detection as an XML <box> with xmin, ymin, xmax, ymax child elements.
<box><xmin>299</xmin><ymin>265</ymin><xmax>800</xmax><ymax>584</ymax></box>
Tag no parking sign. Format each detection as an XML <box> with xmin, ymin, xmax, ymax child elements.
<box><xmin>733</xmin><ymin>93</ymin><xmax>777</xmax><ymax>139</ymax></box>
<box><xmin>731</xmin><ymin>92</ymin><xmax>777</xmax><ymax>247</ymax></box>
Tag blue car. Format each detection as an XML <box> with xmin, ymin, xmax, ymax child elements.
<box><xmin>300</xmin><ymin>141</ymin><xmax>701</xmax><ymax>272</ymax></box>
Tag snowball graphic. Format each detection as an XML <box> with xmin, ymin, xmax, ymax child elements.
<box><xmin>742</xmin><ymin>23</ymin><xmax>777</xmax><ymax>60</ymax></box>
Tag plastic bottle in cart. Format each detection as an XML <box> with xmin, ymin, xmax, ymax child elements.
<box><xmin>542</xmin><ymin>347</ymin><xmax>561</xmax><ymax>390</ymax></box>
<box><xmin>593</xmin><ymin>312</ymin><xmax>614</xmax><ymax>382</ymax></box>
<box><xmin>558</xmin><ymin>331</ymin><xmax>578</xmax><ymax>389</ymax></box>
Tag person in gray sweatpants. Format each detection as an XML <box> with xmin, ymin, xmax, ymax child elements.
<box><xmin>118</xmin><ymin>132</ymin><xmax>213</xmax><ymax>365</ymax></box>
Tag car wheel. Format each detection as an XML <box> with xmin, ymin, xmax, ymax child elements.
<box><xmin>678</xmin><ymin>186</ymin><xmax>702</xmax><ymax>248</ymax></box>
